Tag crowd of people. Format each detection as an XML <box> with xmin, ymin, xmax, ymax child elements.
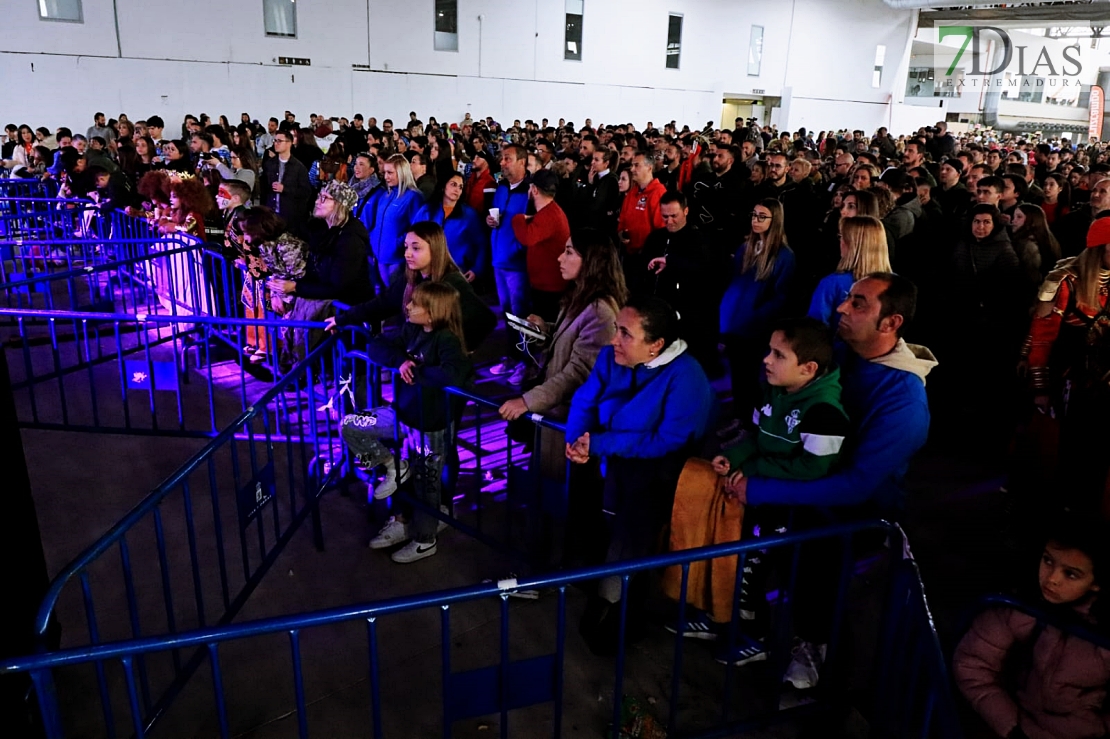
<box><xmin>8</xmin><ymin>108</ymin><xmax>1110</xmax><ymax>737</ymax></box>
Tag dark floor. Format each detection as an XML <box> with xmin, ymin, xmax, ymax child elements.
<box><xmin>13</xmin><ymin>312</ymin><xmax>1019</xmax><ymax>739</ymax></box>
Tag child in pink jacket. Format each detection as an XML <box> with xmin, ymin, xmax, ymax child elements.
<box><xmin>954</xmin><ymin>518</ymin><xmax>1110</xmax><ymax>739</ymax></box>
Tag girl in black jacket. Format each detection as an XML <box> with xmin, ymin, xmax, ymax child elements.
<box><xmin>363</xmin><ymin>281</ymin><xmax>472</xmax><ymax>563</ymax></box>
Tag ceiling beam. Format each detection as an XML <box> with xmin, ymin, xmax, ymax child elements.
<box><xmin>919</xmin><ymin>4</ymin><xmax>1110</xmax><ymax>25</ymax></box>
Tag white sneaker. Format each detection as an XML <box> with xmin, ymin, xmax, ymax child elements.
<box><xmin>391</xmin><ymin>538</ymin><xmax>437</xmax><ymax>563</ymax></box>
<box><xmin>507</xmin><ymin>364</ymin><xmax>528</xmax><ymax>387</ymax></box>
<box><xmin>437</xmin><ymin>504</ymin><xmax>450</xmax><ymax>534</ymax></box>
<box><xmin>372</xmin><ymin>458</ymin><xmax>409</xmax><ymax>500</ymax></box>
<box><xmin>488</xmin><ymin>358</ymin><xmax>518</xmax><ymax>376</ymax></box>
<box><xmin>783</xmin><ymin>640</ymin><xmax>825</xmax><ymax>690</ymax></box>
<box><xmin>369</xmin><ymin>517</ymin><xmax>409</xmax><ymax>549</ymax></box>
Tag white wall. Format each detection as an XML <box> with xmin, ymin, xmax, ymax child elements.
<box><xmin>0</xmin><ymin>0</ymin><xmax>917</xmax><ymax>134</ymax></box>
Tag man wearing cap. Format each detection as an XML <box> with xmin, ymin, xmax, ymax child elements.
<box><xmin>511</xmin><ymin>169</ymin><xmax>571</xmax><ymax>327</ymax></box>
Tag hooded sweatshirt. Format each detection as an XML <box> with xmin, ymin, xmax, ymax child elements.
<box><xmin>725</xmin><ymin>366</ymin><xmax>850</xmax><ymax>481</ymax></box>
<box><xmin>745</xmin><ymin>340</ymin><xmax>937</xmax><ymax>514</ymax></box>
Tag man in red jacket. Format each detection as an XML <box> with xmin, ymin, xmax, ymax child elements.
<box><xmin>511</xmin><ymin>169</ymin><xmax>570</xmax><ymax>326</ymax></box>
<box><xmin>618</xmin><ymin>152</ymin><xmax>666</xmax><ymax>255</ymax></box>
<box><xmin>463</xmin><ymin>155</ymin><xmax>496</xmax><ymax>213</ymax></box>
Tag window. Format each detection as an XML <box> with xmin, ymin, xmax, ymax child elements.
<box><xmin>38</xmin><ymin>0</ymin><xmax>82</xmax><ymax>22</ymax></box>
<box><xmin>872</xmin><ymin>45</ymin><xmax>886</xmax><ymax>88</ymax></box>
<box><xmin>564</xmin><ymin>0</ymin><xmax>583</xmax><ymax>61</ymax></box>
<box><xmin>434</xmin><ymin>0</ymin><xmax>458</xmax><ymax>52</ymax></box>
<box><xmin>747</xmin><ymin>25</ymin><xmax>763</xmax><ymax>76</ymax></box>
<box><xmin>263</xmin><ymin>0</ymin><xmax>296</xmax><ymax>38</ymax></box>
<box><xmin>666</xmin><ymin>14</ymin><xmax>683</xmax><ymax>69</ymax></box>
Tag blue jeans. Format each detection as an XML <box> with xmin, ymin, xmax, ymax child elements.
<box><xmin>494</xmin><ymin>268</ymin><xmax>530</xmax><ymax>319</ymax></box>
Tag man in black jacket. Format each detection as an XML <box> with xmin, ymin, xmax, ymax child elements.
<box><xmin>685</xmin><ymin>143</ymin><xmax>749</xmax><ymax>257</ymax></box>
<box><xmin>572</xmin><ymin>148</ymin><xmax>619</xmax><ymax>234</ymax></box>
<box><xmin>260</xmin><ymin>131</ymin><xmax>313</xmax><ymax>236</ymax></box>
<box><xmin>640</xmin><ymin>192</ymin><xmax>720</xmax><ymax>373</ymax></box>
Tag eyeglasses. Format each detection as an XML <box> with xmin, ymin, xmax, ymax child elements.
<box><xmin>750</xmin><ymin>213</ymin><xmax>772</xmax><ymax>222</ymax></box>
<box><xmin>316</xmin><ymin>193</ymin><xmax>334</xmax><ymax>203</ymax></box>
<box><xmin>273</xmin><ymin>138</ymin><xmax>290</xmax><ymax>145</ymax></box>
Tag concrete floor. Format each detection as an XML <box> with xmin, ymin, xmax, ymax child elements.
<box><xmin>12</xmin><ymin>309</ymin><xmax>1014</xmax><ymax>738</ymax></box>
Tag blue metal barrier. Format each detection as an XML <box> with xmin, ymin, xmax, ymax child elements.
<box><xmin>14</xmin><ymin>330</ymin><xmax>350</xmax><ymax>738</ymax></box>
<box><xmin>0</xmin><ymin>178</ymin><xmax>59</xmax><ymax>199</ymax></box>
<box><xmin>0</xmin><ymin>520</ymin><xmax>960</xmax><ymax>738</ymax></box>
<box><xmin>0</xmin><ymin>196</ymin><xmax>100</xmax><ymax>243</ymax></box>
<box><xmin>871</xmin><ymin>555</ymin><xmax>964</xmax><ymax>738</ymax></box>
<box><xmin>0</xmin><ymin>235</ymin><xmax>204</xmax><ymax>312</ymax></box>
<box><xmin>109</xmin><ymin>208</ymin><xmax>160</xmax><ymax>241</ymax></box>
<box><xmin>1</xmin><ymin>309</ymin><xmax>326</xmax><ymax>436</ymax></box>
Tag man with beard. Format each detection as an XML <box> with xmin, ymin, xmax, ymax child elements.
<box><xmin>685</xmin><ymin>144</ymin><xmax>749</xmax><ymax>256</ymax></box>
<box><xmin>657</xmin><ymin>142</ymin><xmax>683</xmax><ymax>192</ymax></box>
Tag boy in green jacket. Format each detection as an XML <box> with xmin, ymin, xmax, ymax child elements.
<box><xmin>713</xmin><ymin>317</ymin><xmax>849</xmax><ymax>485</ymax></box>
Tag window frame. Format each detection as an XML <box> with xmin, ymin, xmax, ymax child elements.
<box><xmin>263</xmin><ymin>0</ymin><xmax>297</xmax><ymax>39</ymax></box>
<box><xmin>564</xmin><ymin>0</ymin><xmax>584</xmax><ymax>62</ymax></box>
<box><xmin>37</xmin><ymin>0</ymin><xmax>83</xmax><ymax>23</ymax></box>
<box><xmin>434</xmin><ymin>0</ymin><xmax>459</xmax><ymax>52</ymax></box>
<box><xmin>666</xmin><ymin>13</ymin><xmax>683</xmax><ymax>70</ymax></box>
<box><xmin>747</xmin><ymin>25</ymin><xmax>764</xmax><ymax>76</ymax></box>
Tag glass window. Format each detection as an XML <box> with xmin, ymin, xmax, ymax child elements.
<box><xmin>873</xmin><ymin>44</ymin><xmax>886</xmax><ymax>88</ymax></box>
<box><xmin>38</xmin><ymin>0</ymin><xmax>82</xmax><ymax>22</ymax></box>
<box><xmin>747</xmin><ymin>25</ymin><xmax>763</xmax><ymax>76</ymax></box>
<box><xmin>434</xmin><ymin>0</ymin><xmax>458</xmax><ymax>52</ymax></box>
<box><xmin>263</xmin><ymin>0</ymin><xmax>296</xmax><ymax>38</ymax></box>
<box><xmin>666</xmin><ymin>14</ymin><xmax>683</xmax><ymax>70</ymax></box>
<box><xmin>565</xmin><ymin>0</ymin><xmax>583</xmax><ymax>61</ymax></box>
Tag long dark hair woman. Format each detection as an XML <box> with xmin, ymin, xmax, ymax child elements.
<box><xmin>1011</xmin><ymin>203</ymin><xmax>1062</xmax><ymax>286</ymax></box>
<box><xmin>718</xmin><ymin>198</ymin><xmax>794</xmax><ymax>438</ymax></box>
<box><xmin>327</xmin><ymin>220</ymin><xmax>495</xmax><ymax>351</ymax></box>
<box><xmin>418</xmin><ymin>172</ymin><xmax>486</xmax><ymax>282</ymax></box>
<box><xmin>498</xmin><ymin>230</ymin><xmax>627</xmax><ymax>564</ymax></box>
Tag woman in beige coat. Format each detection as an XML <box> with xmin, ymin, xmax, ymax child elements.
<box><xmin>499</xmin><ymin>230</ymin><xmax>627</xmax><ymax>563</ymax></box>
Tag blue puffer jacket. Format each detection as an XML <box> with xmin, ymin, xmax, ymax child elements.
<box><xmin>489</xmin><ymin>177</ymin><xmax>531</xmax><ymax>271</ymax></box>
<box><xmin>418</xmin><ymin>202</ymin><xmax>489</xmax><ymax>278</ymax></box>
<box><xmin>361</xmin><ymin>187</ymin><xmax>425</xmax><ymax>267</ymax></box>
<box><xmin>564</xmin><ymin>341</ymin><xmax>715</xmax><ymax>460</ymax></box>
<box><xmin>719</xmin><ymin>242</ymin><xmax>795</xmax><ymax>337</ymax></box>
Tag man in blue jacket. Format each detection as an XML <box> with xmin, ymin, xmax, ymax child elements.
<box><xmin>485</xmin><ymin>144</ymin><xmax>532</xmax><ymax>383</ymax></box>
<box><xmin>721</xmin><ymin>273</ymin><xmax>937</xmax><ymax>685</ymax></box>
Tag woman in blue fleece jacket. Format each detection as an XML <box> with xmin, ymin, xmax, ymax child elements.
<box><xmin>719</xmin><ymin>199</ymin><xmax>795</xmax><ymax>432</ymax></box>
<box><xmin>566</xmin><ymin>296</ymin><xmax>715</xmax><ymax>649</ymax></box>
<box><xmin>362</xmin><ymin>154</ymin><xmax>425</xmax><ymax>290</ymax></box>
<box><xmin>418</xmin><ymin>172</ymin><xmax>488</xmax><ymax>282</ymax></box>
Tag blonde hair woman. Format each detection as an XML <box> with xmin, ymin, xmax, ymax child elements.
<box><xmin>362</xmin><ymin>153</ymin><xmax>425</xmax><ymax>288</ymax></box>
<box><xmin>808</xmin><ymin>215</ymin><xmax>891</xmax><ymax>327</ymax></box>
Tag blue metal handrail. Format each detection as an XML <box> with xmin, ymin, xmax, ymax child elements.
<box><xmin>8</xmin><ymin>521</ymin><xmax>894</xmax><ymax>673</ymax></box>
<box><xmin>1</xmin><ymin>519</ymin><xmax>964</xmax><ymax>739</ymax></box>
